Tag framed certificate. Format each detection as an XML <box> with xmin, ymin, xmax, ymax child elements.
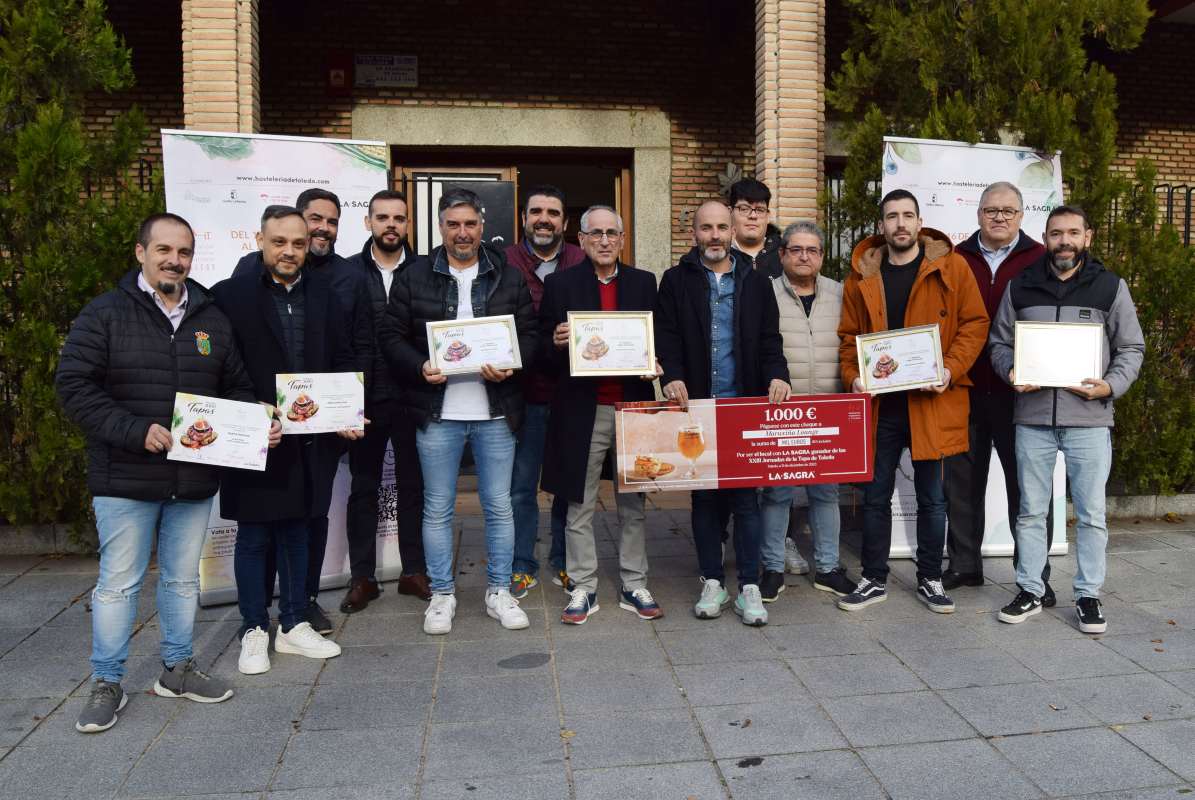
<box><xmin>426</xmin><ymin>314</ymin><xmax>522</xmax><ymax>376</ymax></box>
<box><xmin>275</xmin><ymin>372</ymin><xmax>366</xmax><ymax>435</ymax></box>
<box><xmin>1014</xmin><ymin>321</ymin><xmax>1103</xmax><ymax>387</ymax></box>
<box><xmin>567</xmin><ymin>311</ymin><xmax>656</xmax><ymax>377</ymax></box>
<box><xmin>168</xmin><ymin>393</ymin><xmax>272</xmax><ymax>471</ymax></box>
<box><xmin>856</xmin><ymin>324</ymin><xmax>944</xmax><ymax>394</ymax></box>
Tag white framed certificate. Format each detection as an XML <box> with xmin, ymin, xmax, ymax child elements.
<box><xmin>275</xmin><ymin>372</ymin><xmax>365</xmax><ymax>435</ymax></box>
<box><xmin>567</xmin><ymin>311</ymin><xmax>656</xmax><ymax>377</ymax></box>
<box><xmin>1014</xmin><ymin>321</ymin><xmax>1103</xmax><ymax>387</ymax></box>
<box><xmin>168</xmin><ymin>392</ymin><xmax>272</xmax><ymax>471</ymax></box>
<box><xmin>856</xmin><ymin>324</ymin><xmax>945</xmax><ymax>394</ymax></box>
<box><xmin>426</xmin><ymin>314</ymin><xmax>522</xmax><ymax>376</ymax></box>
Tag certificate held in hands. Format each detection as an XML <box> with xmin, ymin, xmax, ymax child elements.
<box><xmin>426</xmin><ymin>314</ymin><xmax>522</xmax><ymax>376</ymax></box>
<box><xmin>1014</xmin><ymin>321</ymin><xmax>1103</xmax><ymax>387</ymax></box>
<box><xmin>168</xmin><ymin>392</ymin><xmax>272</xmax><ymax>471</ymax></box>
<box><xmin>856</xmin><ymin>324</ymin><xmax>945</xmax><ymax>394</ymax></box>
<box><xmin>276</xmin><ymin>372</ymin><xmax>365</xmax><ymax>435</ymax></box>
<box><xmin>567</xmin><ymin>311</ymin><xmax>656</xmax><ymax>377</ymax></box>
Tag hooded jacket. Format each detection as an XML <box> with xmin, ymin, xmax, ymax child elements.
<box><xmin>838</xmin><ymin>228</ymin><xmax>990</xmax><ymax>461</ymax></box>
<box><xmin>988</xmin><ymin>254</ymin><xmax>1144</xmax><ymax>428</ymax></box>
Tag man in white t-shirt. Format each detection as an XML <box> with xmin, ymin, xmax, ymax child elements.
<box><xmin>378</xmin><ymin>188</ymin><xmax>539</xmax><ymax>635</ymax></box>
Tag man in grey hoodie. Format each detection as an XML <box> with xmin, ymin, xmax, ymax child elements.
<box><xmin>988</xmin><ymin>205</ymin><xmax>1144</xmax><ymax>634</ymax></box>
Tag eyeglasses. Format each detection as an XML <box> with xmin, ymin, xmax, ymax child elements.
<box><xmin>782</xmin><ymin>246</ymin><xmax>822</xmax><ymax>258</ymax></box>
<box><xmin>981</xmin><ymin>207</ymin><xmax>1022</xmax><ymax>220</ymax></box>
<box><xmin>732</xmin><ymin>204</ymin><xmax>770</xmax><ymax>217</ymax></box>
<box><xmin>582</xmin><ymin>229</ymin><xmax>622</xmax><ymax>241</ymax></box>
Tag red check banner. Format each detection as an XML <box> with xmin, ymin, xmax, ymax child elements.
<box><xmin>615</xmin><ymin>394</ymin><xmax>873</xmax><ymax>493</ymax></box>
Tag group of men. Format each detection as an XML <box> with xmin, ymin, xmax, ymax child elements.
<box><xmin>56</xmin><ymin>174</ymin><xmax>1143</xmax><ymax>735</ymax></box>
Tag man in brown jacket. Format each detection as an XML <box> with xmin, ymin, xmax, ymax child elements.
<box><xmin>836</xmin><ymin>189</ymin><xmax>989</xmax><ymax>615</ymax></box>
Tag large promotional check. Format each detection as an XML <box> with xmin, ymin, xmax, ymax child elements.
<box><xmin>616</xmin><ymin>394</ymin><xmax>873</xmax><ymax>493</ymax></box>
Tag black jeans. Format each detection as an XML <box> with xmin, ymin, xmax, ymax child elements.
<box><xmin>861</xmin><ymin>411</ymin><xmax>947</xmax><ymax>583</ymax></box>
<box><xmin>945</xmin><ymin>392</ymin><xmax>1052</xmax><ymax>582</ymax></box>
<box><xmin>692</xmin><ymin>488</ymin><xmax>762</xmax><ymax>588</ymax></box>
<box><xmin>346</xmin><ymin>401</ymin><xmax>426</xmax><ymax>579</ymax></box>
<box><xmin>237</xmin><ymin>519</ymin><xmax>308</xmax><ymax>635</ymax></box>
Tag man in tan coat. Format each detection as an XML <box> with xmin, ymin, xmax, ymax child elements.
<box><xmin>836</xmin><ymin>190</ymin><xmax>989</xmax><ymax>614</ymax></box>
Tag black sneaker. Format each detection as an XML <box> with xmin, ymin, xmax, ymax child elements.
<box><xmin>1042</xmin><ymin>582</ymin><xmax>1057</xmax><ymax>608</ymax></box>
<box><xmin>813</xmin><ymin>567</ymin><xmax>857</xmax><ymax>597</ymax></box>
<box><xmin>759</xmin><ymin>570</ymin><xmax>785</xmax><ymax>603</ymax></box>
<box><xmin>75</xmin><ymin>680</ymin><xmax>127</xmax><ymax>733</ymax></box>
<box><xmin>837</xmin><ymin>578</ymin><xmax>886</xmax><ymax>611</ymax></box>
<box><xmin>941</xmin><ymin>570</ymin><xmax>983</xmax><ymax>590</ymax></box>
<box><xmin>1076</xmin><ymin>597</ymin><xmax>1107</xmax><ymax>634</ymax></box>
<box><xmin>308</xmin><ymin>598</ymin><xmax>333</xmax><ymax>635</ymax></box>
<box><xmin>998</xmin><ymin>590</ymin><xmax>1043</xmax><ymax>624</ymax></box>
<box><xmin>916</xmin><ymin>577</ymin><xmax>955</xmax><ymax>614</ymax></box>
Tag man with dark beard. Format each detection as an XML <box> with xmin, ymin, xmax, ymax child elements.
<box><xmin>340</xmin><ymin>190</ymin><xmax>430</xmax><ymax>612</ymax></box>
<box><xmin>989</xmin><ymin>205</ymin><xmax>1143</xmax><ymax>634</ymax></box>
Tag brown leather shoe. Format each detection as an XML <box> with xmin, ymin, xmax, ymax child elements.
<box><xmin>339</xmin><ymin>577</ymin><xmax>381</xmax><ymax>613</ymax></box>
<box><xmin>397</xmin><ymin>573</ymin><xmax>432</xmax><ymax>601</ymax></box>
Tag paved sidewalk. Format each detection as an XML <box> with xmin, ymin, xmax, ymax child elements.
<box><xmin>1</xmin><ymin>494</ymin><xmax>1194</xmax><ymax>799</ymax></box>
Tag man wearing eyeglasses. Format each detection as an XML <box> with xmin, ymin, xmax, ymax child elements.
<box><xmin>728</xmin><ymin>178</ymin><xmax>783</xmax><ymax>279</ymax></box>
<box><xmin>943</xmin><ymin>182</ymin><xmax>1050</xmax><ymax>598</ymax></box>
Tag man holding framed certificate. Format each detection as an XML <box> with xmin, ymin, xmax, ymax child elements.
<box><xmin>989</xmin><ymin>205</ymin><xmax>1144</xmax><ymax>633</ymax></box>
<box><xmin>540</xmin><ymin>205</ymin><xmax>663</xmax><ymax>625</ymax></box>
<box><xmin>837</xmin><ymin>190</ymin><xmax>989</xmax><ymax>615</ymax></box>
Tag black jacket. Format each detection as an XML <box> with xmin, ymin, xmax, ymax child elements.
<box><xmin>56</xmin><ymin>269</ymin><xmax>255</xmax><ymax>501</ymax></box>
<box><xmin>345</xmin><ymin>237</ymin><xmax>418</xmax><ymax>412</ymax></box>
<box><xmin>210</xmin><ymin>266</ymin><xmax>356</xmax><ymax>522</ymax></box>
<box><xmin>655</xmin><ymin>248</ymin><xmax>788</xmax><ymax>399</ymax></box>
<box><xmin>731</xmin><ymin>226</ymin><xmax>784</xmax><ymax>279</ymax></box>
<box><xmin>377</xmin><ymin>244</ymin><xmax>537</xmax><ymax>432</ymax></box>
<box><xmin>538</xmin><ymin>260</ymin><xmax>659</xmax><ymax>503</ymax></box>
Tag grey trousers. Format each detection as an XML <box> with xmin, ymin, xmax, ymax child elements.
<box><xmin>565</xmin><ymin>405</ymin><xmax>648</xmax><ymax>594</ymax></box>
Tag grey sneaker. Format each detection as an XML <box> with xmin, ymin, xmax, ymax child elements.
<box><xmin>734</xmin><ymin>584</ymin><xmax>769</xmax><ymax>626</ymax></box>
<box><xmin>153</xmin><ymin>659</ymin><xmax>234</xmax><ymax>703</ymax></box>
<box><xmin>76</xmin><ymin>680</ymin><xmax>127</xmax><ymax>733</ymax></box>
<box><xmin>694</xmin><ymin>578</ymin><xmax>730</xmax><ymax>619</ymax></box>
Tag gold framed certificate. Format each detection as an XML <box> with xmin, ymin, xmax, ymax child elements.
<box><xmin>567</xmin><ymin>311</ymin><xmax>656</xmax><ymax>377</ymax></box>
<box><xmin>856</xmin><ymin>324</ymin><xmax>944</xmax><ymax>394</ymax></box>
<box><xmin>426</xmin><ymin>314</ymin><xmax>522</xmax><ymax>376</ymax></box>
<box><xmin>1013</xmin><ymin>321</ymin><xmax>1103</xmax><ymax>387</ymax></box>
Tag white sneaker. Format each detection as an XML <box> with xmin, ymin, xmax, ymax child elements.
<box><xmin>238</xmin><ymin>627</ymin><xmax>271</xmax><ymax>675</ymax></box>
<box><xmin>274</xmin><ymin>621</ymin><xmax>342</xmax><ymax>659</ymax></box>
<box><xmin>785</xmin><ymin>539</ymin><xmax>810</xmax><ymax>575</ymax></box>
<box><xmin>424</xmin><ymin>593</ymin><xmax>457</xmax><ymax>635</ymax></box>
<box><xmin>485</xmin><ymin>588</ymin><xmax>530</xmax><ymax>630</ymax></box>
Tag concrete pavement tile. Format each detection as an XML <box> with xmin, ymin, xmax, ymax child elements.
<box><xmin>0</xmin><ymin>697</ymin><xmax>58</xmax><ymax>747</ymax></box>
<box><xmin>1118</xmin><ymin>549</ymin><xmax>1195</xmax><ymax>575</ymax></box>
<box><xmin>566</xmin><ymin>708</ymin><xmax>706</xmax><ymax>769</ymax></box>
<box><xmin>269</xmin><ymin>786</ymin><xmax>410</xmax><ymax>799</ymax></box>
<box><xmin>423</xmin><ymin>720</ymin><xmax>564</xmax><ymax>780</ymax></box>
<box><xmin>0</xmin><ymin>600</ymin><xmax>76</xmax><ymax>630</ymax></box>
<box><xmin>1099</xmin><ymin>630</ymin><xmax>1195</xmax><ymax>672</ymax></box>
<box><xmin>991</xmin><ymin>728</ymin><xmax>1182</xmax><ymax>796</ymax></box>
<box><xmin>1054</xmin><ymin>672</ymin><xmax>1195</xmax><ymax>724</ymax></box>
<box><xmin>301</xmin><ymin>680</ymin><xmax>433</xmax><ymax>730</ymax></box>
<box><xmin>936</xmin><ymin>583</ymin><xmax>1018</xmax><ymax>615</ymax></box>
<box><xmin>938</xmin><ymin>682</ymin><xmax>1099</xmax><ymax>736</ymax></box>
<box><xmin>20</xmin><ymin>692</ymin><xmax>174</xmax><ymax>754</ymax></box>
<box><xmin>867</xmin><ymin>619</ymin><xmax>988</xmax><ymax>656</ymax></box>
<box><xmin>858</xmin><ymin>738</ymin><xmax>1042</xmax><ymax>800</ymax></box>
<box><xmin>658</xmin><ymin>626</ymin><xmax>777</xmax><ymax>665</ymax></box>
<box><xmin>123</xmin><ymin>730</ymin><xmax>290</xmax><ymax>795</ymax></box>
<box><xmin>0</xmin><ymin>655</ymin><xmax>88</xmax><ymax>699</ymax></box>
<box><xmin>757</xmin><ymin>591</ymin><xmax>859</xmax><ymax>626</ymax></box>
<box><xmin>1159</xmin><ymin>669</ymin><xmax>1195</xmax><ymax>696</ymax></box>
<box><xmin>762</xmin><ymin>622</ymin><xmax>884</xmax><ymax>658</ymax></box>
<box><xmin>1106</xmin><ymin>536</ymin><xmax>1178</xmax><ymax>554</ymax></box>
<box><xmin>1147</xmin><ymin>531</ymin><xmax>1195</xmax><ymax>550</ymax></box>
<box><xmin>25</xmin><ymin>556</ymin><xmax>99</xmax><ymax>574</ymax></box>
<box><xmin>0</xmin><ymin>629</ymin><xmax>36</xmax><ymax>658</ymax></box>
<box><xmin>169</xmin><ymin>684</ymin><xmax>310</xmax><ymax>733</ymax></box>
<box><xmin>272</xmin><ymin>727</ymin><xmax>421</xmax><ymax>789</ymax></box>
<box><xmin>980</xmin><ymin>557</ymin><xmax>1020</xmax><ymax>584</ymax></box>
<box><xmin>694</xmin><ymin>700</ymin><xmax>847</xmax><ymax>758</ymax></box>
<box><xmin>896</xmin><ymin>645</ymin><xmax>1039</xmax><ymax>689</ymax></box>
<box><xmin>789</xmin><ymin>653</ymin><xmax>925</xmax><ymax>698</ymax></box>
<box><xmin>319</xmin><ymin>642</ymin><xmax>440</xmax><ymax>684</ymax></box>
<box><xmin>964</xmin><ymin>606</ymin><xmax>1087</xmax><ymax>643</ymax></box>
<box><xmin>558</xmin><ymin>667</ymin><xmax>686</xmax><ymax>715</ymax></box>
<box><xmin>1039</xmin><ymin>596</ymin><xmax>1177</xmax><ymax>636</ymax></box>
<box><xmin>551</xmin><ymin>634</ymin><xmax>669</xmax><ymax>673</ymax></box>
<box><xmin>1134</xmin><ymin>601</ymin><xmax>1195</xmax><ymax>630</ymax></box>
<box><xmin>0</xmin><ymin>573</ymin><xmax>98</xmax><ymax>602</ymax></box>
<box><xmin>421</xmin><ymin>772</ymin><xmax>567</xmax><ymax>800</ymax></box>
<box><xmin>675</xmin><ymin>660</ymin><xmax>807</xmax><ymax>707</ymax></box>
<box><xmin>439</xmin><ymin>638</ymin><xmax>551</xmax><ymax>678</ymax></box>
<box><xmin>1000</xmin><ymin>636</ymin><xmax>1143</xmax><ymax>680</ymax></box>
<box><xmin>128</xmin><ymin>620</ymin><xmax>239</xmax><ymax>660</ymax></box>
<box><xmin>720</xmin><ymin>749</ymin><xmax>886</xmax><ymax>800</ymax></box>
<box><xmin>1059</xmin><ymin>787</ymin><xmax>1195</xmax><ymax>799</ymax></box>
<box><xmin>1116</xmin><ymin>719</ymin><xmax>1195</xmax><ymax>782</ymax></box>
<box><xmin>323</xmin><ymin>612</ymin><xmax>426</xmax><ymax>646</ymax></box>
<box><xmin>0</xmin><ymin>744</ymin><xmax>139</xmax><ymax>800</ymax></box>
<box><xmin>209</xmin><ymin>640</ymin><xmax>327</xmax><ymax>688</ymax></box>
<box><xmin>0</xmin><ymin>623</ymin><xmax>92</xmax><ymax>661</ymax></box>
<box><xmin>574</xmin><ymin>761</ymin><xmax>728</xmax><ymax>800</ymax></box>
<box><xmin>820</xmin><ymin>691</ymin><xmax>975</xmax><ymax>747</ymax></box>
<box><xmin>433</xmin><ymin>673</ymin><xmax>556</xmax><ymax>723</ymax></box>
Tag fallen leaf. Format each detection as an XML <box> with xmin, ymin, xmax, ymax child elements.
<box><xmin>1048</xmin><ymin>704</ymin><xmax>1066</xmax><ymax>711</ymax></box>
<box><xmin>1151</xmin><ymin>639</ymin><xmax>1163</xmax><ymax>644</ymax></box>
<box><xmin>742</xmin><ymin>718</ymin><xmax>752</xmax><ymax>728</ymax></box>
<box><xmin>1162</xmin><ymin>512</ymin><xmax>1184</xmax><ymax>523</ymax></box>
<box><xmin>1155</xmin><ymin>648</ymin><xmax>1165</xmax><ymax>653</ymax></box>
<box><xmin>1143</xmin><ymin>713</ymin><xmax>1153</xmax><ymax>721</ymax></box>
<box><xmin>560</xmin><ymin>730</ymin><xmax>576</xmax><ymax>739</ymax></box>
<box><xmin>1169</xmin><ymin>620</ymin><xmax>1177</xmax><ymax>626</ymax></box>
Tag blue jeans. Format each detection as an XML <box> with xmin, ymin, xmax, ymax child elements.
<box><xmin>1015</xmin><ymin>425</ymin><xmax>1111</xmax><ymax>599</ymax></box>
<box><xmin>692</xmin><ymin>488</ymin><xmax>762</xmax><ymax>587</ymax></box>
<box><xmin>417</xmin><ymin>419</ymin><xmax>517</xmax><ymax>594</ymax></box>
<box><xmin>511</xmin><ymin>402</ymin><xmax>568</xmax><ymax>576</ymax></box>
<box><xmin>235</xmin><ymin>518</ymin><xmax>308</xmax><ymax>635</ymax></box>
<box><xmin>861</xmin><ymin>412</ymin><xmax>947</xmax><ymax>582</ymax></box>
<box><xmin>90</xmin><ymin>496</ymin><xmax>212</xmax><ymax>683</ymax></box>
<box><xmin>760</xmin><ymin>483</ymin><xmax>842</xmax><ymax>573</ymax></box>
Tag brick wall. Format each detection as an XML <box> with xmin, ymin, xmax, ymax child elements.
<box><xmin>258</xmin><ymin>0</ymin><xmax>756</xmax><ymax>260</ymax></box>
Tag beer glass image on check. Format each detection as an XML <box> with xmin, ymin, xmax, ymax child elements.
<box><xmin>616</xmin><ymin>401</ymin><xmax>719</xmax><ymax>492</ymax></box>
<box><xmin>567</xmin><ymin>311</ymin><xmax>656</xmax><ymax>377</ymax></box>
<box><xmin>856</xmin><ymin>324</ymin><xmax>944</xmax><ymax>394</ymax></box>
<box><xmin>1013</xmin><ymin>321</ymin><xmax>1104</xmax><ymax>388</ymax></box>
<box><xmin>426</xmin><ymin>314</ymin><xmax>522</xmax><ymax>376</ymax></box>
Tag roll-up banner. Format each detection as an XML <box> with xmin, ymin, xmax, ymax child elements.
<box><xmin>880</xmin><ymin>136</ymin><xmax>1067</xmax><ymax>557</ymax></box>
<box><xmin>162</xmin><ymin>129</ymin><xmax>396</xmax><ymax>604</ymax></box>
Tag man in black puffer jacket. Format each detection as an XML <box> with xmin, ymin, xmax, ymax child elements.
<box><xmin>56</xmin><ymin>213</ymin><xmax>276</xmax><ymax>735</ymax></box>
